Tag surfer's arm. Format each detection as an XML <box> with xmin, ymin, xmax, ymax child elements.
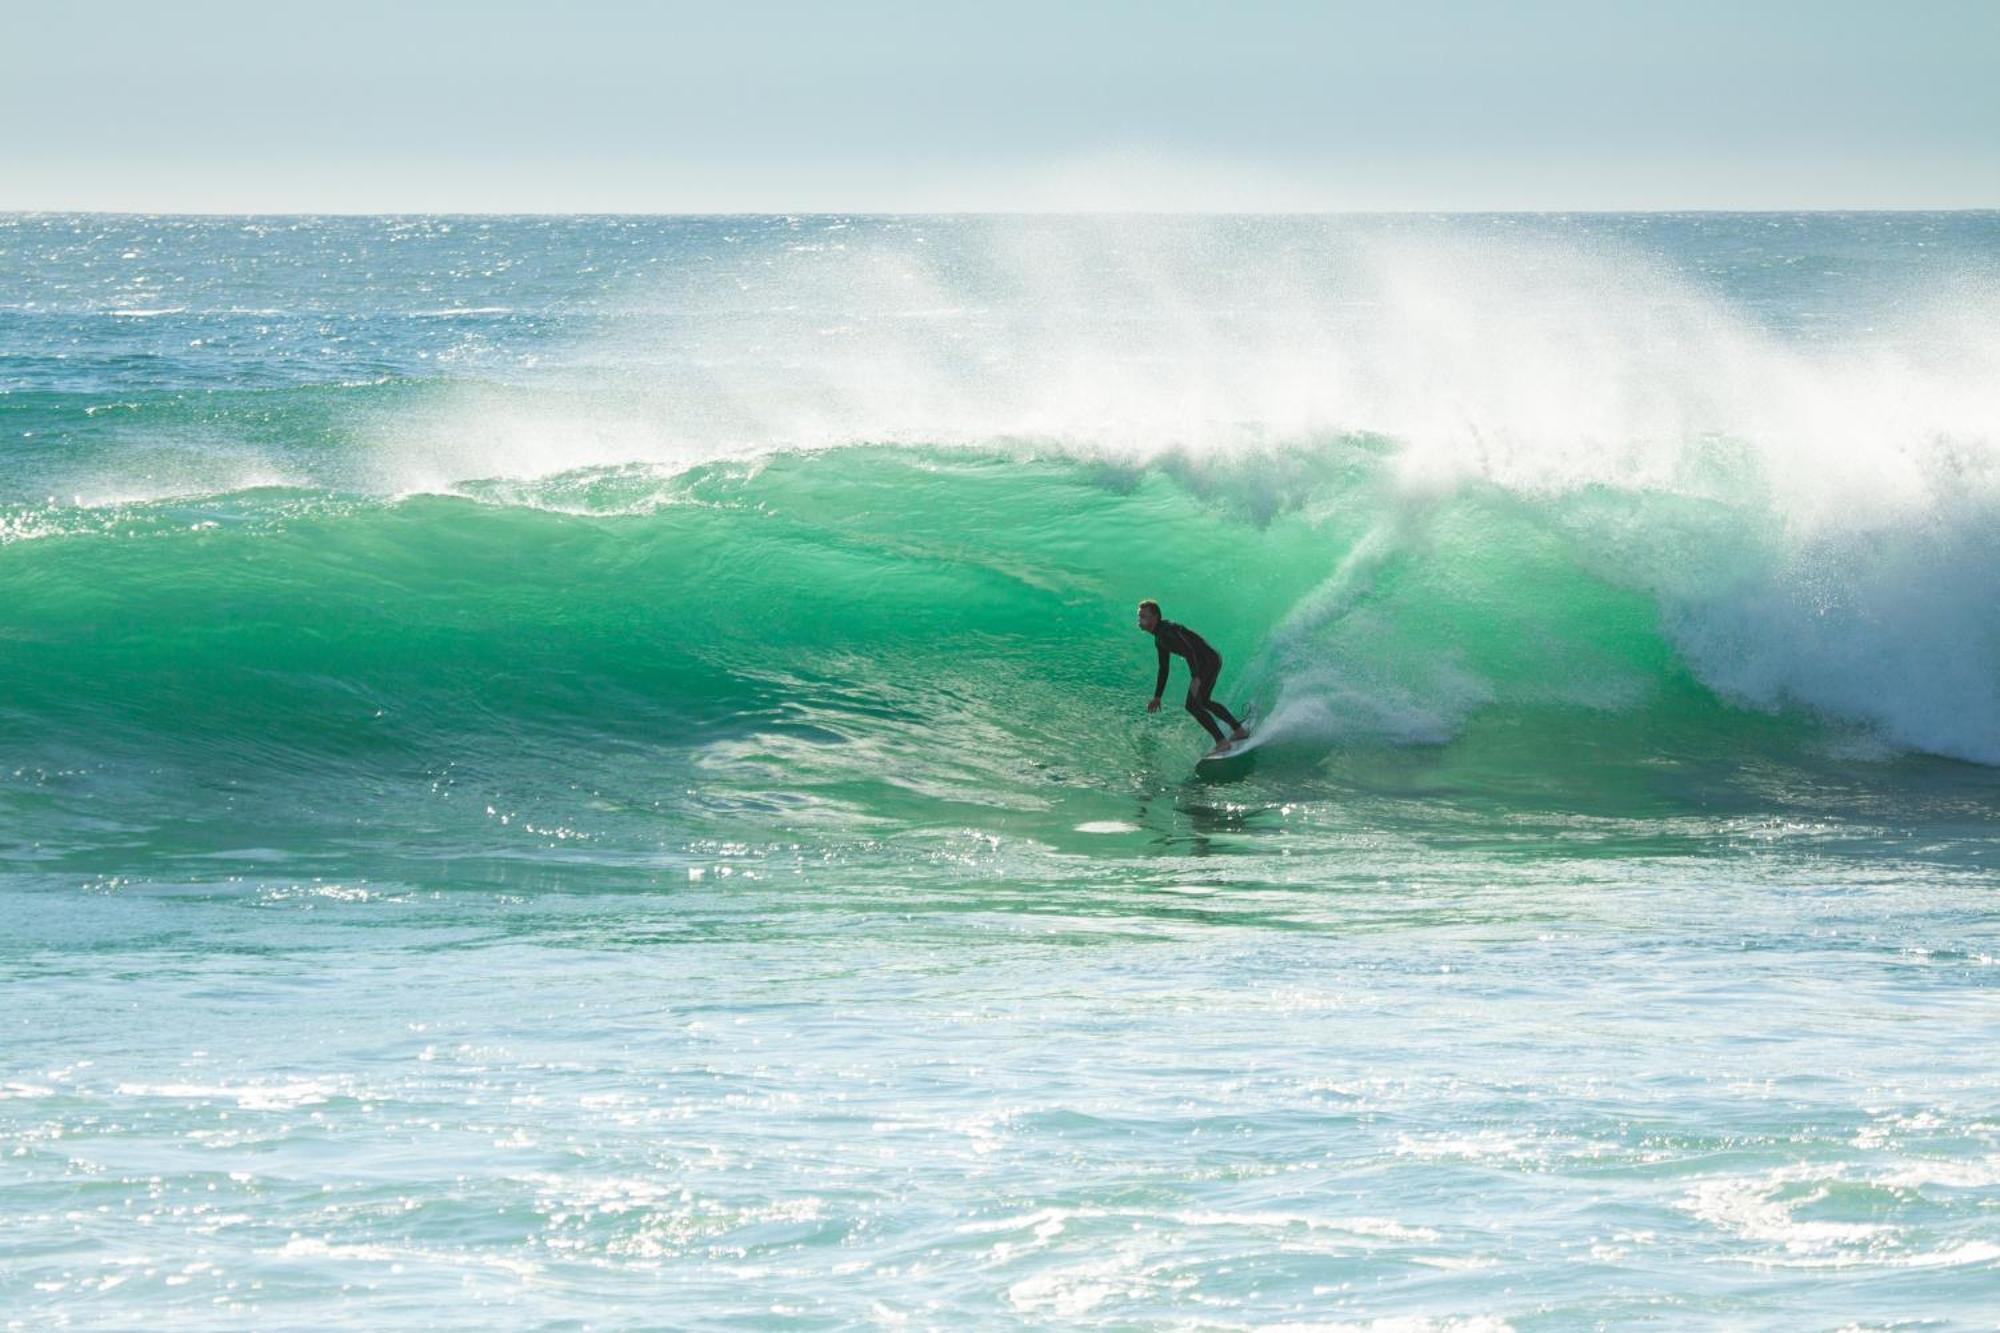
<box><xmin>1152</xmin><ymin>640</ymin><xmax>1170</xmax><ymax>700</ymax></box>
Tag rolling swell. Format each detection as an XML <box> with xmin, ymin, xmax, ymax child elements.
<box><xmin>5</xmin><ymin>435</ymin><xmax>1995</xmax><ymax>835</ymax></box>
<box><xmin>0</xmin><ymin>447</ymin><xmax>1320</xmax><ymax>768</ymax></box>
<box><xmin>10</xmin><ymin>218</ymin><xmax>2000</xmax><ymax>1330</ymax></box>
<box><xmin>6</xmin><ymin>214</ymin><xmax>2000</xmax><ymax>867</ymax></box>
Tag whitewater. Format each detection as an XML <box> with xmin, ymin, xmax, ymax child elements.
<box><xmin>3</xmin><ymin>213</ymin><xmax>1999</xmax><ymax>1329</ymax></box>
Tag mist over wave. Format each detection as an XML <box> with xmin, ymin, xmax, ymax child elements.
<box><xmin>12</xmin><ymin>214</ymin><xmax>2000</xmax><ymax>1332</ymax></box>
<box><xmin>5</xmin><ymin>214</ymin><xmax>2000</xmax><ymax>770</ymax></box>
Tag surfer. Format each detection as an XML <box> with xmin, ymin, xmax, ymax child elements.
<box><xmin>1139</xmin><ymin>599</ymin><xmax>1249</xmax><ymax>750</ymax></box>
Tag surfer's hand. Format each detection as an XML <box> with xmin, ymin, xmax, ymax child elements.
<box><xmin>1146</xmin><ymin>697</ymin><xmax>1161</xmax><ymax>713</ymax></box>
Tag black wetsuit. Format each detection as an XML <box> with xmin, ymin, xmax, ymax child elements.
<box><xmin>1149</xmin><ymin>619</ymin><xmax>1244</xmax><ymax>743</ymax></box>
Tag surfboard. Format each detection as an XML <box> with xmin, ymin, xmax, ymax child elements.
<box><xmin>1194</xmin><ymin>730</ymin><xmax>1262</xmax><ymax>776</ymax></box>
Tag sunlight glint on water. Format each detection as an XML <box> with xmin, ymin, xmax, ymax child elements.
<box><xmin>3</xmin><ymin>213</ymin><xmax>1999</xmax><ymax>1329</ymax></box>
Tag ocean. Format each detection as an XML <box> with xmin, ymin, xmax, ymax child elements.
<box><xmin>3</xmin><ymin>212</ymin><xmax>1998</xmax><ymax>1328</ymax></box>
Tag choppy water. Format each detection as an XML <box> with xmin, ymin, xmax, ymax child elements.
<box><xmin>4</xmin><ymin>213</ymin><xmax>2000</xmax><ymax>1329</ymax></box>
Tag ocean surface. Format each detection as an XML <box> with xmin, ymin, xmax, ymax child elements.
<box><xmin>3</xmin><ymin>213</ymin><xmax>1999</xmax><ymax>1329</ymax></box>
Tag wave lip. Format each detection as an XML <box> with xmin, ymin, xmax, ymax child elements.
<box><xmin>2</xmin><ymin>441</ymin><xmax>1997</xmax><ymax>785</ymax></box>
<box><xmin>7</xmin><ymin>215</ymin><xmax>2000</xmax><ymax>774</ymax></box>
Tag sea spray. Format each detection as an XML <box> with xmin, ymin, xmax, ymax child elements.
<box><xmin>8</xmin><ymin>215</ymin><xmax>2000</xmax><ymax>769</ymax></box>
<box><xmin>7</xmin><ymin>214</ymin><xmax>2000</xmax><ymax>1330</ymax></box>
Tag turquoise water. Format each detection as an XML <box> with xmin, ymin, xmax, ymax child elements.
<box><xmin>4</xmin><ymin>214</ymin><xmax>2000</xmax><ymax>1328</ymax></box>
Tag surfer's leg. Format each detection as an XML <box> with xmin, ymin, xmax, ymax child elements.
<box><xmin>1195</xmin><ymin>656</ymin><xmax>1248</xmax><ymax>738</ymax></box>
<box><xmin>1184</xmin><ymin>683</ymin><xmax>1226</xmax><ymax>742</ymax></box>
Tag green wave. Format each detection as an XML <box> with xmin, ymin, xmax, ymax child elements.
<box><xmin>0</xmin><ymin>446</ymin><xmax>1326</xmax><ymax>756</ymax></box>
<box><xmin>3</xmin><ymin>440</ymin><xmax>1996</xmax><ymax>858</ymax></box>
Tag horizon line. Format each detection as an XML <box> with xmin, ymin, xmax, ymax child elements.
<box><xmin>6</xmin><ymin>206</ymin><xmax>1999</xmax><ymax>220</ymax></box>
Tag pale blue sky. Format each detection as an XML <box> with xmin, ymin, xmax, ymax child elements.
<box><xmin>7</xmin><ymin>0</ymin><xmax>1997</xmax><ymax>211</ymax></box>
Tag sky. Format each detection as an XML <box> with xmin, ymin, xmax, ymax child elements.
<box><xmin>5</xmin><ymin>0</ymin><xmax>1997</xmax><ymax>212</ymax></box>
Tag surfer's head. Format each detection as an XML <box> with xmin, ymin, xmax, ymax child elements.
<box><xmin>1136</xmin><ymin>599</ymin><xmax>1161</xmax><ymax>631</ymax></box>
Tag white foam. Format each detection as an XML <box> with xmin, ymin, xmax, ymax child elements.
<box><xmin>114</xmin><ymin>1078</ymin><xmax>344</xmax><ymax>1110</ymax></box>
<box><xmin>334</xmin><ymin>221</ymin><xmax>2000</xmax><ymax>761</ymax></box>
<box><xmin>271</xmin><ymin>1237</ymin><xmax>541</xmax><ymax>1279</ymax></box>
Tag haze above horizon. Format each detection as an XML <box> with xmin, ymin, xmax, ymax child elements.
<box><xmin>6</xmin><ymin>0</ymin><xmax>1996</xmax><ymax>213</ymax></box>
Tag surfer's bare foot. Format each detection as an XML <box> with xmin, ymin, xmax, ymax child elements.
<box><xmin>1231</xmin><ymin>727</ymin><xmax>1249</xmax><ymax>740</ymax></box>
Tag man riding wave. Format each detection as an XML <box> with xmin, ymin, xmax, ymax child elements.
<box><xmin>1138</xmin><ymin>599</ymin><xmax>1249</xmax><ymax>752</ymax></box>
